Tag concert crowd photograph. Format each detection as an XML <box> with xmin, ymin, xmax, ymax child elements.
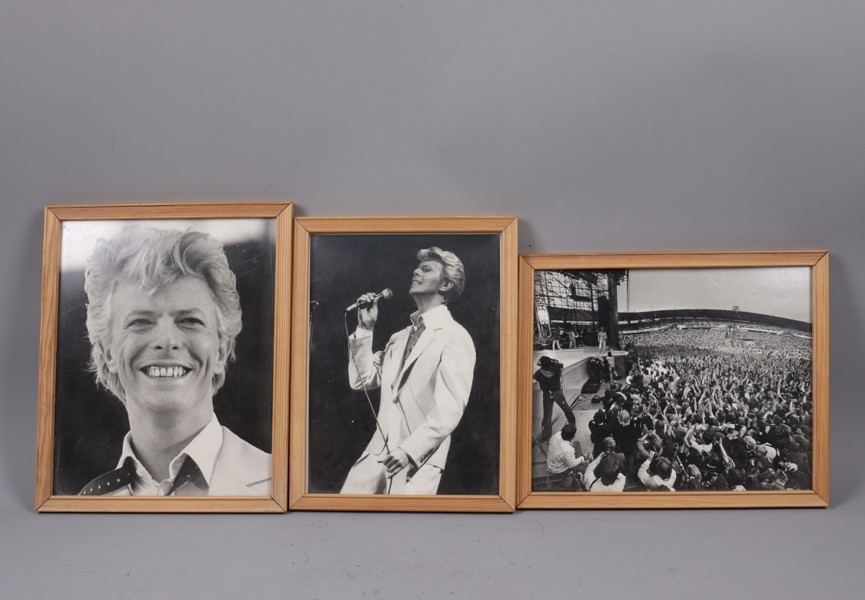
<box><xmin>531</xmin><ymin>267</ymin><xmax>813</xmax><ymax>494</ymax></box>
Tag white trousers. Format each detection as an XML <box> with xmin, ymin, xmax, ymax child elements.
<box><xmin>340</xmin><ymin>452</ymin><xmax>444</xmax><ymax>495</ymax></box>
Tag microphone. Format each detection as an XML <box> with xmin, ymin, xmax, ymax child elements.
<box><xmin>345</xmin><ymin>288</ymin><xmax>393</xmax><ymax>312</ymax></box>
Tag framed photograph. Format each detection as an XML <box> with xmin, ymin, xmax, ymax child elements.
<box><xmin>517</xmin><ymin>251</ymin><xmax>829</xmax><ymax>509</ymax></box>
<box><xmin>290</xmin><ymin>217</ymin><xmax>517</xmax><ymax>512</ymax></box>
<box><xmin>35</xmin><ymin>202</ymin><xmax>293</xmax><ymax>512</ymax></box>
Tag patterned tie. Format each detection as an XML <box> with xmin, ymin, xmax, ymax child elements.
<box><xmin>401</xmin><ymin>317</ymin><xmax>426</xmax><ymax>367</ymax></box>
<box><xmin>79</xmin><ymin>458</ymin><xmax>136</xmax><ymax>495</ymax></box>
<box><xmin>79</xmin><ymin>456</ymin><xmax>204</xmax><ymax>496</ymax></box>
<box><xmin>166</xmin><ymin>457</ymin><xmax>205</xmax><ymax>495</ymax></box>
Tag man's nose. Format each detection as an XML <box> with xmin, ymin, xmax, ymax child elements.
<box><xmin>150</xmin><ymin>319</ymin><xmax>180</xmax><ymax>351</ymax></box>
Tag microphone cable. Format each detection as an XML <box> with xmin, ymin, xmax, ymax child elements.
<box><xmin>344</xmin><ymin>311</ymin><xmax>394</xmax><ymax>494</ymax></box>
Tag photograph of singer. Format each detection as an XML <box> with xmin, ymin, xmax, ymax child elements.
<box><xmin>307</xmin><ymin>233</ymin><xmax>501</xmax><ymax>495</ymax></box>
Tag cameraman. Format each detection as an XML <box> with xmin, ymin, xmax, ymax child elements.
<box><xmin>534</xmin><ymin>355</ymin><xmax>575</xmax><ymax>441</ymax></box>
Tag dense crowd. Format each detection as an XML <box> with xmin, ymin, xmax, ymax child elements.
<box><xmin>547</xmin><ymin>322</ymin><xmax>813</xmax><ymax>492</ymax></box>
<box><xmin>621</xmin><ymin>323</ymin><xmax>811</xmax><ymax>357</ymax></box>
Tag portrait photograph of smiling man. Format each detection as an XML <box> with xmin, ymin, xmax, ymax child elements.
<box><xmin>52</xmin><ymin>220</ymin><xmax>276</xmax><ymax>497</ymax></box>
<box><xmin>305</xmin><ymin>234</ymin><xmax>501</xmax><ymax>496</ymax></box>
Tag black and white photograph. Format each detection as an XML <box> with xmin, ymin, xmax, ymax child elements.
<box><xmin>52</xmin><ymin>218</ymin><xmax>276</xmax><ymax>498</ymax></box>
<box><xmin>531</xmin><ymin>267</ymin><xmax>814</xmax><ymax>494</ymax></box>
<box><xmin>306</xmin><ymin>233</ymin><xmax>501</xmax><ymax>496</ymax></box>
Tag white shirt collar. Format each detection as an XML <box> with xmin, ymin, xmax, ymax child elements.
<box><xmin>117</xmin><ymin>414</ymin><xmax>224</xmax><ymax>492</ymax></box>
<box><xmin>410</xmin><ymin>304</ymin><xmax>451</xmax><ymax>329</ymax></box>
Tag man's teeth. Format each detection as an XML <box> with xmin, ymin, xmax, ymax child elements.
<box><xmin>146</xmin><ymin>366</ymin><xmax>187</xmax><ymax>378</ymax></box>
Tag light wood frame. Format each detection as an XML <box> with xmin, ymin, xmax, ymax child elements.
<box><xmin>35</xmin><ymin>202</ymin><xmax>293</xmax><ymax>513</ymax></box>
<box><xmin>517</xmin><ymin>251</ymin><xmax>829</xmax><ymax>509</ymax></box>
<box><xmin>290</xmin><ymin>216</ymin><xmax>518</xmax><ymax>512</ymax></box>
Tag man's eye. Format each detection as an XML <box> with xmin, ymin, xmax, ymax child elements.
<box><xmin>127</xmin><ymin>319</ymin><xmax>152</xmax><ymax>328</ymax></box>
<box><xmin>179</xmin><ymin>317</ymin><xmax>205</xmax><ymax>326</ymax></box>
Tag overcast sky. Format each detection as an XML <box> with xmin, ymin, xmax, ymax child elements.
<box><xmin>623</xmin><ymin>267</ymin><xmax>811</xmax><ymax>323</ymax></box>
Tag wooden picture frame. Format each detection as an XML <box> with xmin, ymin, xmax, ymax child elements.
<box><xmin>517</xmin><ymin>251</ymin><xmax>829</xmax><ymax>509</ymax></box>
<box><xmin>290</xmin><ymin>217</ymin><xmax>517</xmax><ymax>512</ymax></box>
<box><xmin>35</xmin><ymin>202</ymin><xmax>293</xmax><ymax>512</ymax></box>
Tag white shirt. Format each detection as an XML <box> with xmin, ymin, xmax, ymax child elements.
<box><xmin>116</xmin><ymin>414</ymin><xmax>224</xmax><ymax>496</ymax></box>
<box><xmin>586</xmin><ymin>473</ymin><xmax>626</xmax><ymax>492</ymax></box>
<box><xmin>546</xmin><ymin>432</ymin><xmax>585</xmax><ymax>475</ymax></box>
<box><xmin>637</xmin><ymin>458</ymin><xmax>678</xmax><ymax>491</ymax></box>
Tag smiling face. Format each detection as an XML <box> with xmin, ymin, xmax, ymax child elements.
<box><xmin>103</xmin><ymin>276</ymin><xmax>228</xmax><ymax>417</ymax></box>
<box><xmin>409</xmin><ymin>259</ymin><xmax>453</xmax><ymax>299</ymax></box>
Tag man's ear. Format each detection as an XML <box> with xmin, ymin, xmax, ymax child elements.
<box><xmin>103</xmin><ymin>343</ymin><xmax>118</xmax><ymax>374</ymax></box>
<box><xmin>215</xmin><ymin>338</ymin><xmax>229</xmax><ymax>375</ymax></box>
<box><xmin>438</xmin><ymin>278</ymin><xmax>454</xmax><ymax>294</ymax></box>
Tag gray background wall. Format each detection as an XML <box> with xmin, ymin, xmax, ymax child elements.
<box><xmin>1</xmin><ymin>2</ymin><xmax>862</xmax><ymax>598</ymax></box>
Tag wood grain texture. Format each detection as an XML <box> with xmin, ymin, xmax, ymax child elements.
<box><xmin>518</xmin><ymin>490</ymin><xmax>828</xmax><ymax>510</ymax></box>
<box><xmin>522</xmin><ymin>251</ymin><xmax>827</xmax><ymax>270</ymax></box>
<box><xmin>38</xmin><ymin>496</ymin><xmax>285</xmax><ymax>513</ymax></box>
<box><xmin>516</xmin><ymin>250</ymin><xmax>830</xmax><ymax>509</ymax></box>
<box><xmin>46</xmin><ymin>201</ymin><xmax>289</xmax><ymax>221</ymax></box>
<box><xmin>497</xmin><ymin>219</ymin><xmax>518</xmax><ymax>510</ymax></box>
<box><xmin>35</xmin><ymin>201</ymin><xmax>293</xmax><ymax>513</ymax></box>
<box><xmin>296</xmin><ymin>216</ymin><xmax>517</xmax><ymax>234</ymax></box>
<box><xmin>515</xmin><ymin>257</ymin><xmax>535</xmax><ymax>506</ymax></box>
<box><xmin>289</xmin><ymin>216</ymin><xmax>518</xmax><ymax>512</ymax></box>
<box><xmin>290</xmin><ymin>494</ymin><xmax>513</xmax><ymax>513</ymax></box>
<box><xmin>269</xmin><ymin>204</ymin><xmax>293</xmax><ymax>511</ymax></box>
<box><xmin>811</xmin><ymin>253</ymin><xmax>830</xmax><ymax>504</ymax></box>
<box><xmin>288</xmin><ymin>220</ymin><xmax>311</xmax><ymax>509</ymax></box>
<box><xmin>34</xmin><ymin>208</ymin><xmax>62</xmax><ymax>510</ymax></box>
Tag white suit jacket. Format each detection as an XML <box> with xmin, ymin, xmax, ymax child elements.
<box><xmin>348</xmin><ymin>304</ymin><xmax>476</xmax><ymax>472</ymax></box>
<box><xmin>208</xmin><ymin>427</ymin><xmax>272</xmax><ymax>496</ymax></box>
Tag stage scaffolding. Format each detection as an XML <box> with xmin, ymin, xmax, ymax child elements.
<box><xmin>534</xmin><ymin>270</ymin><xmax>627</xmax><ymax>348</ymax></box>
